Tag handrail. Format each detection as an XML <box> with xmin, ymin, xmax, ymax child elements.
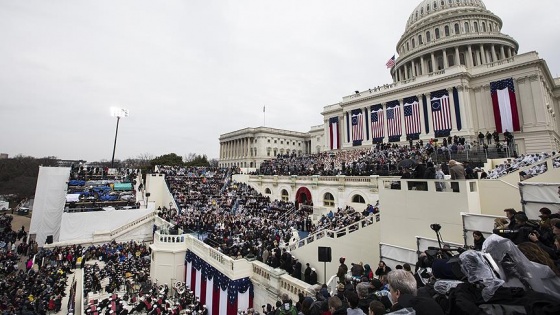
<box><xmin>109</xmin><ymin>211</ymin><xmax>155</xmax><ymax>237</ymax></box>
<box><xmin>287</xmin><ymin>215</ymin><xmax>377</xmax><ymax>251</ymax></box>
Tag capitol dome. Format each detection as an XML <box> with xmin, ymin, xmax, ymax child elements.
<box><xmin>406</xmin><ymin>0</ymin><xmax>486</xmax><ymax>30</ymax></box>
<box><xmin>391</xmin><ymin>0</ymin><xmax>519</xmax><ymax>83</ymax></box>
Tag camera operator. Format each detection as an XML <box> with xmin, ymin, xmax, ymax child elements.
<box><xmin>494</xmin><ymin>212</ymin><xmax>537</xmax><ymax>245</ymax></box>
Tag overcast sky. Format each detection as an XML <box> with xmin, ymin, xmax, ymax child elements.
<box><xmin>1</xmin><ymin>0</ymin><xmax>558</xmax><ymax>162</ymax></box>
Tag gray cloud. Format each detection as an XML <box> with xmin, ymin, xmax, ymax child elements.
<box><xmin>0</xmin><ymin>0</ymin><xmax>558</xmax><ymax>161</ymax></box>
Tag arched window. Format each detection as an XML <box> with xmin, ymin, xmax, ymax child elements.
<box><xmin>444</xmin><ymin>25</ymin><xmax>450</xmax><ymax>36</ymax></box>
<box><xmin>459</xmin><ymin>52</ymin><xmax>466</xmax><ymax>65</ymax></box>
<box><xmin>352</xmin><ymin>195</ymin><xmax>366</xmax><ymax>203</ymax></box>
<box><xmin>454</xmin><ymin>23</ymin><xmax>460</xmax><ymax>34</ymax></box>
<box><xmin>435</xmin><ymin>28</ymin><xmax>440</xmax><ymax>39</ymax></box>
<box><xmin>412</xmin><ymin>38</ymin><xmax>415</xmax><ymax>48</ymax></box>
<box><xmin>406</xmin><ymin>42</ymin><xmax>410</xmax><ymax>51</ymax></box>
<box><xmin>437</xmin><ymin>56</ymin><xmax>444</xmax><ymax>70</ymax></box>
<box><xmin>464</xmin><ymin>22</ymin><xmax>470</xmax><ymax>33</ymax></box>
<box><xmin>482</xmin><ymin>22</ymin><xmax>486</xmax><ymax>32</ymax></box>
<box><xmin>418</xmin><ymin>34</ymin><xmax>423</xmax><ymax>44</ymax></box>
<box><xmin>426</xmin><ymin>31</ymin><xmax>431</xmax><ymax>42</ymax></box>
<box><xmin>474</xmin><ymin>21</ymin><xmax>479</xmax><ymax>32</ymax></box>
<box><xmin>428</xmin><ymin>59</ymin><xmax>433</xmax><ymax>73</ymax></box>
<box><xmin>433</xmin><ymin>1</ymin><xmax>437</xmax><ymax>9</ymax></box>
<box><xmin>426</xmin><ymin>4</ymin><xmax>430</xmax><ymax>12</ymax></box>
<box><xmin>489</xmin><ymin>23</ymin><xmax>493</xmax><ymax>32</ymax></box>
<box><xmin>447</xmin><ymin>53</ymin><xmax>455</xmax><ymax>66</ymax></box>
<box><xmin>281</xmin><ymin>189</ymin><xmax>289</xmax><ymax>202</ymax></box>
<box><xmin>323</xmin><ymin>192</ymin><xmax>335</xmax><ymax>207</ymax></box>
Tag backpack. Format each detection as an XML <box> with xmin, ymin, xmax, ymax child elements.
<box><xmin>279</xmin><ymin>306</ymin><xmax>297</xmax><ymax>315</ymax></box>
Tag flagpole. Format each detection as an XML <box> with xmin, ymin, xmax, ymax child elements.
<box><xmin>263</xmin><ymin>105</ymin><xmax>266</xmax><ymax>127</ymax></box>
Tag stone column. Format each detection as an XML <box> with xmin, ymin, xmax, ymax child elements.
<box><xmin>455</xmin><ymin>47</ymin><xmax>460</xmax><ymax>66</ymax></box>
<box><xmin>381</xmin><ymin>103</ymin><xmax>389</xmax><ymax>143</ymax></box>
<box><xmin>491</xmin><ymin>45</ymin><xmax>497</xmax><ymax>63</ymax></box>
<box><xmin>475</xmin><ymin>47</ymin><xmax>481</xmax><ymax>66</ymax></box>
<box><xmin>427</xmin><ymin>92</ymin><xmax>434</xmax><ymax>134</ymax></box>
<box><xmin>431</xmin><ymin>52</ymin><xmax>436</xmax><ymax>72</ymax></box>
<box><xmin>500</xmin><ymin>45</ymin><xmax>505</xmax><ymax>60</ymax></box>
<box><xmin>443</xmin><ymin>49</ymin><xmax>448</xmax><ymax>68</ymax></box>
<box><xmin>446</xmin><ymin>87</ymin><xmax>457</xmax><ymax>132</ymax></box>
<box><xmin>339</xmin><ymin>114</ymin><xmax>344</xmax><ymax>149</ymax></box>
<box><xmin>399</xmin><ymin>98</ymin><xmax>406</xmax><ymax>136</ymax></box>
<box><xmin>467</xmin><ymin>45</ymin><xmax>474</xmax><ymax>67</ymax></box>
<box><xmin>479</xmin><ymin>44</ymin><xmax>486</xmax><ymax>64</ymax></box>
<box><xmin>456</xmin><ymin>86</ymin><xmax>470</xmax><ymax>133</ymax></box>
<box><xmin>411</xmin><ymin>60</ymin><xmax>416</xmax><ymax>77</ymax></box>
<box><xmin>417</xmin><ymin>94</ymin><xmax>426</xmax><ymax>134</ymax></box>
<box><xmin>420</xmin><ymin>56</ymin><xmax>425</xmax><ymax>75</ymax></box>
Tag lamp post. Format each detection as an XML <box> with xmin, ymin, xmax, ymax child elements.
<box><xmin>110</xmin><ymin>107</ymin><xmax>129</xmax><ymax>168</ymax></box>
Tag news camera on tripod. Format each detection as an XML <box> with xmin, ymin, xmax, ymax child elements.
<box><xmin>415</xmin><ymin>224</ymin><xmax>467</xmax><ymax>285</ymax></box>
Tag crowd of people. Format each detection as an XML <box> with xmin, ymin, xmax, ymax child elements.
<box><xmin>0</xmin><ymin>215</ymin><xmax>73</xmax><ymax>314</ymax></box>
<box><xmin>484</xmin><ymin>152</ymin><xmax>559</xmax><ymax>179</ymax></box>
<box><xmin>158</xmin><ymin>165</ymin><xmax>379</xmax><ymax>280</ymax></box>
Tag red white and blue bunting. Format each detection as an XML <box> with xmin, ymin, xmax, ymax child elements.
<box><xmin>185</xmin><ymin>250</ymin><xmax>254</xmax><ymax>315</ymax></box>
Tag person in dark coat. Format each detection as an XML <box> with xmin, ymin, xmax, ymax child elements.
<box><xmin>472</xmin><ymin>231</ymin><xmax>486</xmax><ymax>251</ymax></box>
<box><xmin>423</xmin><ymin>162</ymin><xmax>436</xmax><ymax>180</ymax></box>
<box><xmin>304</xmin><ymin>263</ymin><xmax>311</xmax><ymax>284</ymax></box>
<box><xmin>291</xmin><ymin>257</ymin><xmax>302</xmax><ymax>280</ymax></box>
<box><xmin>309</xmin><ymin>268</ymin><xmax>318</xmax><ymax>285</ymax></box>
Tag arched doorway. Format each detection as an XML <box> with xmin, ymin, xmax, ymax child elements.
<box><xmin>295</xmin><ymin>186</ymin><xmax>312</xmax><ymax>207</ymax></box>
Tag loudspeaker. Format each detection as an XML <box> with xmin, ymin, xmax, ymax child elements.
<box><xmin>318</xmin><ymin>246</ymin><xmax>332</xmax><ymax>262</ymax></box>
<box><xmin>46</xmin><ymin>235</ymin><xmax>53</xmax><ymax>244</ymax></box>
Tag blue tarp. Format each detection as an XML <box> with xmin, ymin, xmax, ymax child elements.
<box><xmin>68</xmin><ymin>180</ymin><xmax>86</xmax><ymax>186</ymax></box>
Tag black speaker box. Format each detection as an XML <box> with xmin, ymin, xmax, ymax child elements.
<box><xmin>46</xmin><ymin>235</ymin><xmax>53</xmax><ymax>244</ymax></box>
<box><xmin>318</xmin><ymin>246</ymin><xmax>332</xmax><ymax>262</ymax></box>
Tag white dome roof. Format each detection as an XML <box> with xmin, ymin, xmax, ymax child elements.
<box><xmin>406</xmin><ymin>0</ymin><xmax>486</xmax><ymax>29</ymax></box>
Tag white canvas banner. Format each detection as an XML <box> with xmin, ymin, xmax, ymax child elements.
<box><xmin>29</xmin><ymin>166</ymin><xmax>71</xmax><ymax>246</ymax></box>
<box><xmin>380</xmin><ymin>243</ymin><xmax>417</xmax><ymax>269</ymax></box>
<box><xmin>519</xmin><ymin>182</ymin><xmax>560</xmax><ymax>220</ymax></box>
<box><xmin>462</xmin><ymin>213</ymin><xmax>501</xmax><ymax>246</ymax></box>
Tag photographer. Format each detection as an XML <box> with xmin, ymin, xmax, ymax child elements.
<box><xmin>528</xmin><ymin>230</ymin><xmax>558</xmax><ymax>260</ymax></box>
<box><xmin>494</xmin><ymin>212</ymin><xmax>537</xmax><ymax>245</ymax></box>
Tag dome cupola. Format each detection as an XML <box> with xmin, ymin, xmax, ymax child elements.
<box><xmin>391</xmin><ymin>0</ymin><xmax>518</xmax><ymax>83</ymax></box>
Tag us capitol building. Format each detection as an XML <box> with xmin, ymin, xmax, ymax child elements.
<box><xmin>219</xmin><ymin>0</ymin><xmax>560</xmax><ymax>169</ymax></box>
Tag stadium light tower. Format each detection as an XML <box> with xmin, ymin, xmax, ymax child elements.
<box><xmin>110</xmin><ymin>107</ymin><xmax>129</xmax><ymax>168</ymax></box>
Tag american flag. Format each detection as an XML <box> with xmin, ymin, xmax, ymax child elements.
<box><xmin>386</xmin><ymin>55</ymin><xmax>396</xmax><ymax>68</ymax></box>
<box><xmin>386</xmin><ymin>105</ymin><xmax>401</xmax><ymax>137</ymax></box>
<box><xmin>490</xmin><ymin>78</ymin><xmax>520</xmax><ymax>133</ymax></box>
<box><xmin>431</xmin><ymin>91</ymin><xmax>452</xmax><ymax>132</ymax></box>
<box><xmin>371</xmin><ymin>106</ymin><xmax>384</xmax><ymax>140</ymax></box>
<box><xmin>351</xmin><ymin>110</ymin><xmax>364</xmax><ymax>142</ymax></box>
<box><xmin>404</xmin><ymin>100</ymin><xmax>421</xmax><ymax>135</ymax></box>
